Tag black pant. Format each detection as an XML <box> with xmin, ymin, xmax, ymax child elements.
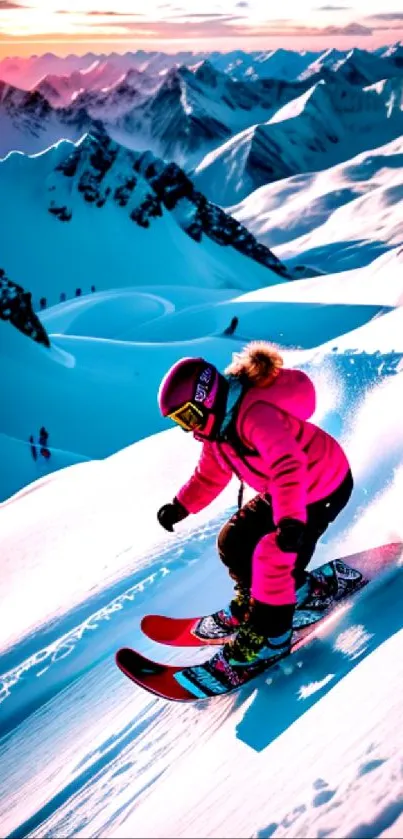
<box><xmin>217</xmin><ymin>470</ymin><xmax>354</xmax><ymax>589</ymax></box>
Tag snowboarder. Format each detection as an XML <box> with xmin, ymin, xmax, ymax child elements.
<box><xmin>39</xmin><ymin>426</ymin><xmax>50</xmax><ymax>460</ymax></box>
<box><xmin>223</xmin><ymin>316</ymin><xmax>238</xmax><ymax>336</ymax></box>
<box><xmin>156</xmin><ymin>341</ymin><xmax>353</xmax><ymax>670</ymax></box>
<box><xmin>29</xmin><ymin>435</ymin><xmax>37</xmax><ymax>461</ymax></box>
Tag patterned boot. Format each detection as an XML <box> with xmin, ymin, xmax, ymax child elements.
<box><xmin>223</xmin><ymin>601</ymin><xmax>294</xmax><ymax>667</ymax></box>
<box><xmin>194</xmin><ymin>580</ymin><xmax>251</xmax><ymax>641</ymax></box>
<box><xmin>293</xmin><ymin>560</ymin><xmax>365</xmax><ymax>629</ymax></box>
<box><xmin>229</xmin><ymin>579</ymin><xmax>252</xmax><ymax>623</ymax></box>
<box><xmin>210</xmin><ymin>579</ymin><xmax>251</xmax><ymax>628</ymax></box>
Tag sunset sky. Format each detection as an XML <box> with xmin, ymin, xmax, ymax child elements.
<box><xmin>0</xmin><ymin>0</ymin><xmax>402</xmax><ymax>59</ymax></box>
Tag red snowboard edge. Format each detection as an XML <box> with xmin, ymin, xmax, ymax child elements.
<box><xmin>140</xmin><ymin>614</ymin><xmax>232</xmax><ymax>647</ymax></box>
<box><xmin>140</xmin><ymin>543</ymin><xmax>403</xmax><ymax>648</ymax></box>
<box><xmin>115</xmin><ymin>648</ymin><xmax>196</xmax><ymax>701</ymax></box>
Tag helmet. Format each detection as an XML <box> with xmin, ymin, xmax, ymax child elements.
<box><xmin>158</xmin><ymin>357</ymin><xmax>225</xmax><ymax>438</ymax></box>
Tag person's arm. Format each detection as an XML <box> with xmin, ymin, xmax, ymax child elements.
<box><xmin>176</xmin><ymin>441</ymin><xmax>233</xmax><ymax>514</ymax></box>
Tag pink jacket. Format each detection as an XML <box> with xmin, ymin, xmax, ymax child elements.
<box><xmin>177</xmin><ymin>368</ymin><xmax>350</xmax><ymax>524</ymax></box>
<box><xmin>176</xmin><ymin>369</ymin><xmax>351</xmax><ymax>605</ymax></box>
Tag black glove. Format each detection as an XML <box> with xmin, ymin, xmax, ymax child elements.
<box><xmin>157</xmin><ymin>497</ymin><xmax>189</xmax><ymax>532</ymax></box>
<box><xmin>275</xmin><ymin>518</ymin><xmax>306</xmax><ymax>553</ymax></box>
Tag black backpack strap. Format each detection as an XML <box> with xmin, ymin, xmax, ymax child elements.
<box><xmin>237</xmin><ymin>481</ymin><xmax>245</xmax><ymax>510</ymax></box>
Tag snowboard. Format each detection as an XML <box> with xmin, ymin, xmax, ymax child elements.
<box><xmin>116</xmin><ymin>543</ymin><xmax>402</xmax><ymax>702</ymax></box>
<box><xmin>140</xmin><ymin>543</ymin><xmax>403</xmax><ymax>648</ymax></box>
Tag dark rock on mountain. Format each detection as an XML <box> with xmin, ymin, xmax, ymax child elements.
<box><xmin>49</xmin><ymin>132</ymin><xmax>292</xmax><ymax>278</ymax></box>
<box><xmin>0</xmin><ymin>268</ymin><xmax>50</xmax><ymax>347</ymax></box>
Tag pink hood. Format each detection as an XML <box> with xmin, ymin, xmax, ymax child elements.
<box><xmin>239</xmin><ymin>367</ymin><xmax>316</xmax><ymax>425</ymax></box>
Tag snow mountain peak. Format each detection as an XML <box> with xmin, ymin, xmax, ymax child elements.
<box><xmin>45</xmin><ymin>132</ymin><xmax>291</xmax><ymax>278</ymax></box>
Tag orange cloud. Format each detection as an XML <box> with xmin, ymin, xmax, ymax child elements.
<box><xmin>1</xmin><ymin>3</ymin><xmax>403</xmax><ymax>57</ymax></box>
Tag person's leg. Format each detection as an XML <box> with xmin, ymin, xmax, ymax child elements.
<box><xmin>223</xmin><ymin>514</ymin><xmax>298</xmax><ymax>664</ymax></box>
<box><xmin>217</xmin><ymin>494</ymin><xmax>276</xmax><ymax>620</ymax></box>
<box><xmin>293</xmin><ymin>470</ymin><xmax>354</xmax><ymax>589</ymax></box>
<box><xmin>217</xmin><ymin>494</ymin><xmax>276</xmax><ymax>584</ymax></box>
<box><xmin>225</xmin><ymin>471</ymin><xmax>354</xmax><ymax>666</ymax></box>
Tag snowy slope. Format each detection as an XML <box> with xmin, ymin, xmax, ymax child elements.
<box><xmin>1</xmin><ymin>258</ymin><xmax>403</xmax><ymax>837</ymax></box>
<box><xmin>230</xmin><ymin>136</ymin><xmax>403</xmax><ymax>273</ymax></box>
<box><xmin>0</xmin><ymin>133</ymin><xmax>290</xmax><ymax>310</ymax></box>
<box><xmin>193</xmin><ymin>76</ymin><xmax>403</xmax><ymax>204</ymax></box>
<box><xmin>0</xmin><ymin>251</ymin><xmax>396</xmax><ymax>502</ymax></box>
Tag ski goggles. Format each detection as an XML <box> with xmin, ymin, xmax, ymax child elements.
<box><xmin>167</xmin><ymin>401</ymin><xmax>206</xmax><ymax>432</ymax></box>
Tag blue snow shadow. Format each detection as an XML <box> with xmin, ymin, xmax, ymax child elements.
<box><xmin>169</xmin><ymin>300</ymin><xmax>390</xmax><ymax>348</ymax></box>
<box><xmin>285</xmin><ymin>239</ymin><xmax>390</xmax><ymax>274</ymax></box>
<box><xmin>233</xmin><ymin>566</ymin><xmax>403</xmax><ymax>753</ymax></box>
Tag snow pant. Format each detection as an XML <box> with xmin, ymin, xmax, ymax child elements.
<box><xmin>217</xmin><ymin>469</ymin><xmax>354</xmax><ymax>597</ymax></box>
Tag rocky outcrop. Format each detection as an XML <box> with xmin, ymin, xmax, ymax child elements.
<box><xmin>134</xmin><ymin>153</ymin><xmax>290</xmax><ymax>275</ymax></box>
<box><xmin>0</xmin><ymin>269</ymin><xmax>50</xmax><ymax>347</ymax></box>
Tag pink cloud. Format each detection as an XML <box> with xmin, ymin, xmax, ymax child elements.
<box><xmin>80</xmin><ymin>16</ymin><xmax>379</xmax><ymax>39</ymax></box>
<box><xmin>0</xmin><ymin>0</ymin><xmax>26</xmax><ymax>7</ymax></box>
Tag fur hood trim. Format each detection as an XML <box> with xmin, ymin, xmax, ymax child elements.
<box><xmin>225</xmin><ymin>340</ymin><xmax>283</xmax><ymax>387</ymax></box>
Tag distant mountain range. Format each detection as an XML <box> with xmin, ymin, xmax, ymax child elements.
<box><xmin>1</xmin><ymin>45</ymin><xmax>402</xmax><ymax>288</ymax></box>
<box><xmin>36</xmin><ymin>63</ymin><xmax>157</xmax><ymax>112</ymax></box>
<box><xmin>193</xmin><ymin>73</ymin><xmax>403</xmax><ymax>204</ymax></box>
<box><xmin>1</xmin><ymin>46</ymin><xmax>403</xmax><ymax>174</ymax></box>
<box><xmin>1</xmin><ymin>44</ymin><xmax>403</xmax><ymax>89</ymax></box>
<box><xmin>0</xmin><ymin>61</ymin><xmax>320</xmax><ymax>162</ymax></box>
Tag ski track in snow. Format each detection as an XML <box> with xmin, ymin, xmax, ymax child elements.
<box><xmin>1</xmin><ymin>523</ymin><xmax>402</xmax><ymax>839</ymax></box>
